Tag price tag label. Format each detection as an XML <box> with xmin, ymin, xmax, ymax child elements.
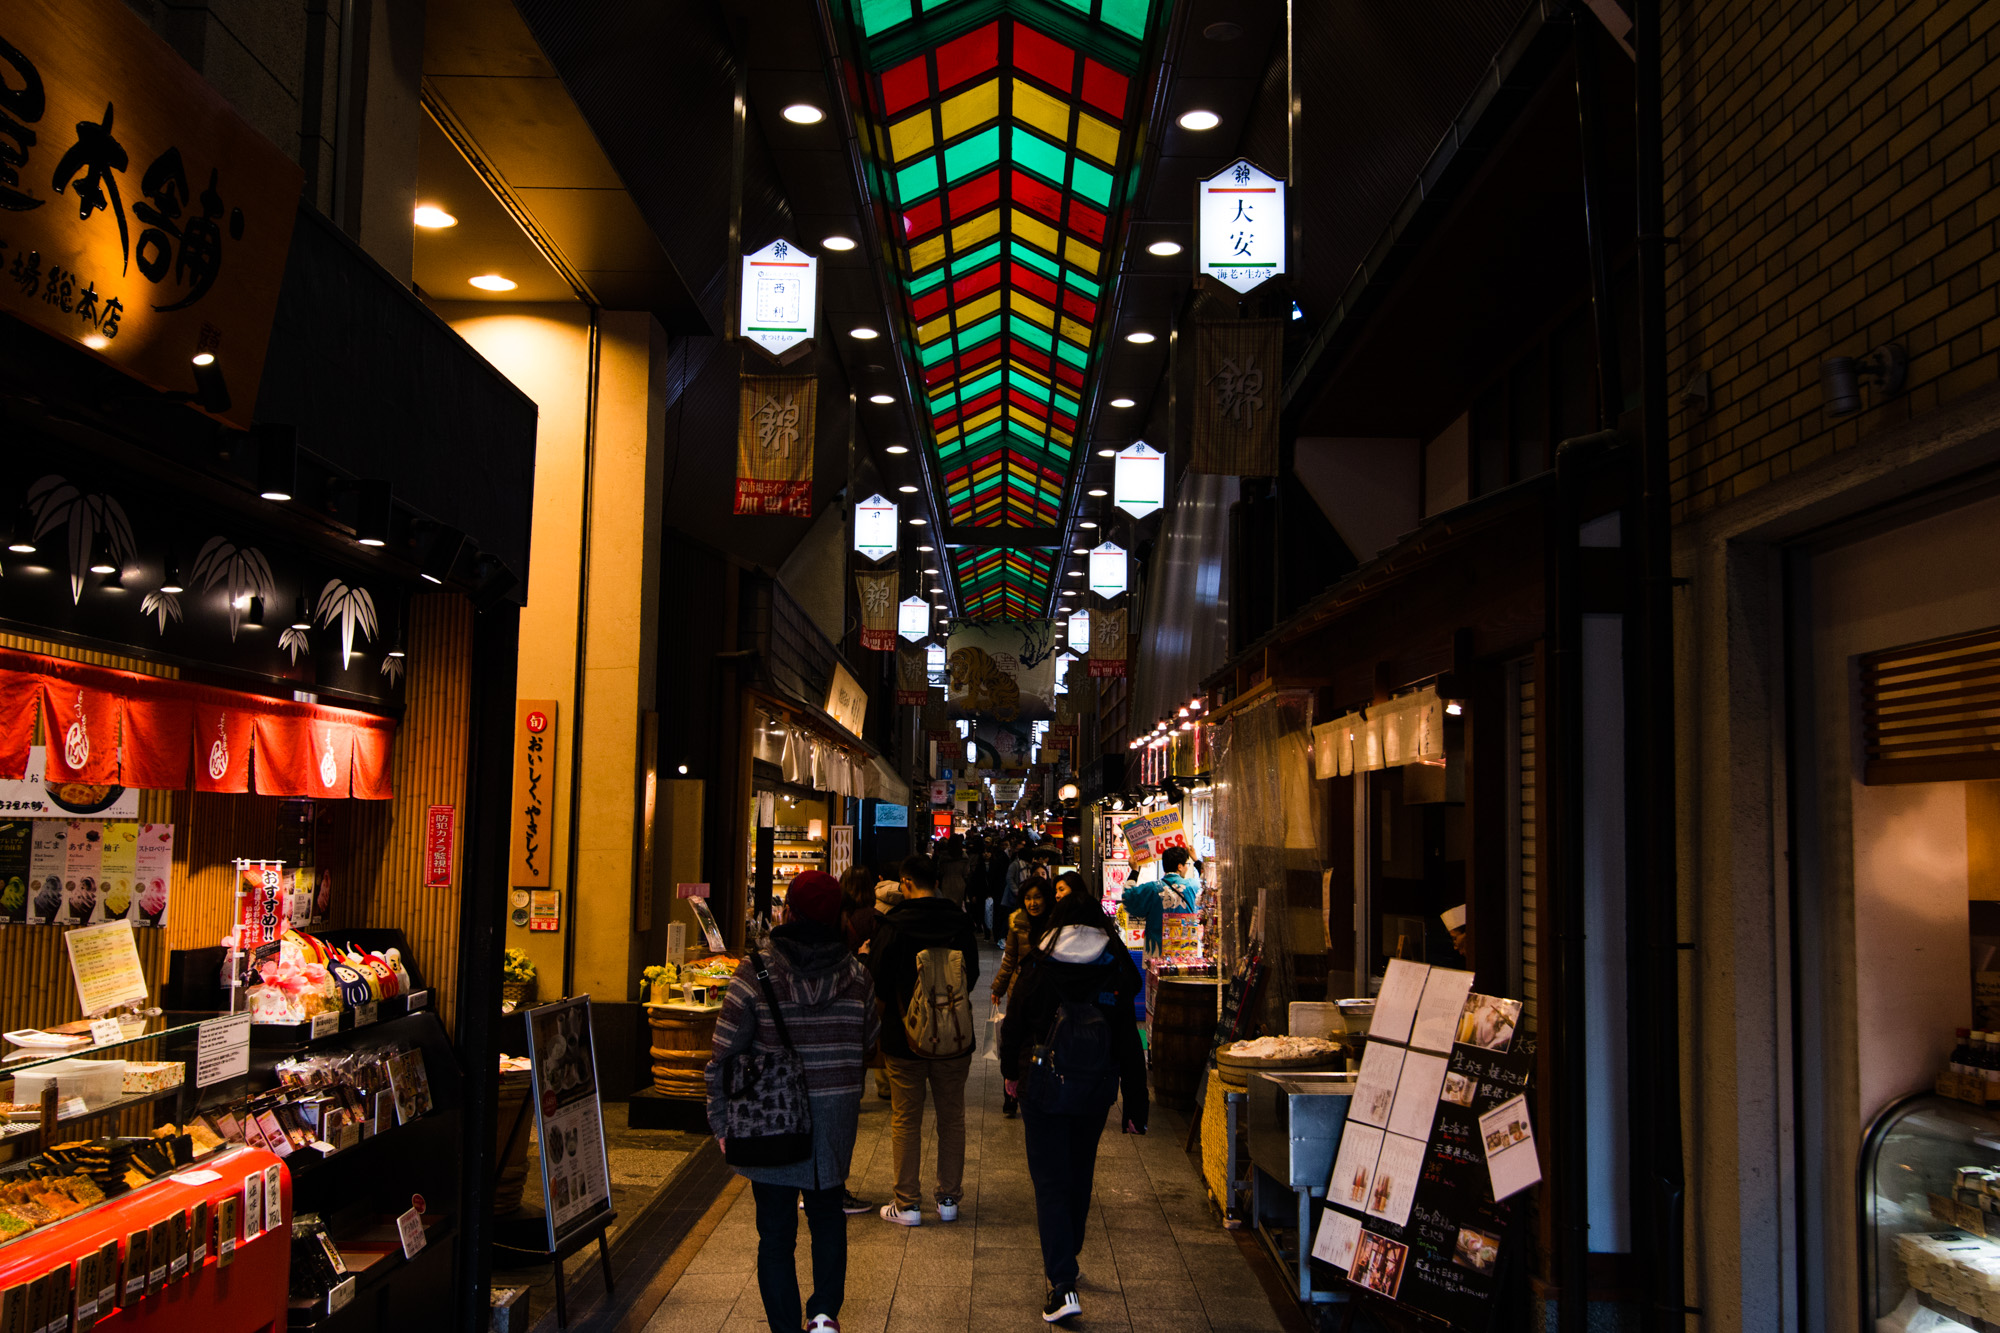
<box><xmin>406</xmin><ymin>990</ymin><xmax>429</xmax><ymax>1011</ymax></box>
<box><xmin>333</xmin><ymin>1122</ymin><xmax>360</xmax><ymax>1152</ymax></box>
<box><xmin>148</xmin><ymin>1264</ymin><xmax>164</xmax><ymax>1289</ymax></box>
<box><xmin>217</xmin><ymin>1236</ymin><xmax>235</xmax><ymax>1265</ymax></box>
<box><xmin>194</xmin><ymin>1013</ymin><xmax>252</xmax><ymax>1089</ymax></box>
<box><xmin>60</xmin><ymin>1096</ymin><xmax>89</xmax><ymax>1120</ymax></box>
<box><xmin>396</xmin><ymin>1207</ymin><xmax>426</xmax><ymax>1260</ymax></box>
<box><xmin>354</xmin><ymin>1001</ymin><xmax>378</xmax><ymax>1028</ymax></box>
<box><xmin>328</xmin><ymin>1276</ymin><xmax>356</xmax><ymax>1314</ymax></box>
<box><xmin>311</xmin><ymin>1011</ymin><xmax>340</xmax><ymax>1039</ymax></box>
<box><xmin>168</xmin><ymin>1254</ymin><xmax>186</xmax><ymax>1281</ymax></box>
<box><xmin>89</xmin><ymin>1018</ymin><xmax>124</xmax><ymax>1047</ymax></box>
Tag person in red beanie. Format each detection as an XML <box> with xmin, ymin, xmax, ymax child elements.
<box><xmin>706</xmin><ymin>869</ymin><xmax>879</xmax><ymax>1333</ymax></box>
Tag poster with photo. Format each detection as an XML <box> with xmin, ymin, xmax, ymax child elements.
<box><xmin>1350</xmin><ymin>1039</ymin><xmax>1405</xmax><ymax>1128</ymax></box>
<box><xmin>1478</xmin><ymin>1094</ymin><xmax>1542</xmax><ymax>1201</ymax></box>
<box><xmin>63</xmin><ymin>820</ymin><xmax>103</xmax><ymax>925</ymax></box>
<box><xmin>1350</xmin><ymin>1231</ymin><xmax>1411</xmax><ymax>1298</ymax></box>
<box><xmin>0</xmin><ymin>819</ymin><xmax>29</xmax><ymax>924</ymax></box>
<box><xmin>97</xmin><ymin>821</ymin><xmax>137</xmax><ymax>923</ymax></box>
<box><xmin>134</xmin><ymin>824</ymin><xmax>172</xmax><ymax>927</ymax></box>
<box><xmin>1457</xmin><ymin>994</ymin><xmax>1522</xmax><ymax>1052</ymax></box>
<box><xmin>526</xmin><ymin>998</ymin><xmax>613</xmax><ymax>1246</ymax></box>
<box><xmin>28</xmin><ymin>820</ymin><xmax>66</xmax><ymax>923</ymax></box>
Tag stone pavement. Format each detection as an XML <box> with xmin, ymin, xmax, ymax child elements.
<box><xmin>643</xmin><ymin>941</ymin><xmax>1295</xmax><ymax>1333</ymax></box>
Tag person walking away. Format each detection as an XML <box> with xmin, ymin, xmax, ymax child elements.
<box><xmin>1000</xmin><ymin>893</ymin><xmax>1147</xmax><ymax>1324</ymax></box>
<box><xmin>837</xmin><ymin>866</ymin><xmax>879</xmax><ymax>955</ymax></box>
<box><xmin>990</xmin><ymin>880</ymin><xmax>1053</xmax><ymax>1117</ymax></box>
<box><xmin>937</xmin><ymin>836</ymin><xmax>971</xmax><ymax>908</ymax></box>
<box><xmin>862</xmin><ymin>878</ymin><xmax>904</xmax><ymax>1100</ymax></box>
<box><xmin>706</xmin><ymin>872</ymin><xmax>879</xmax><ymax>1333</ymax></box>
<box><xmin>866</xmin><ymin>853</ymin><xmax>980</xmax><ymax>1225</ymax></box>
<box><xmin>1121</xmin><ymin>846</ymin><xmax>1197</xmax><ymax>957</ymax></box>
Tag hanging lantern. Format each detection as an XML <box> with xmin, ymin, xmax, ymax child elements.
<box><xmin>1068</xmin><ymin>607</ymin><xmax>1092</xmax><ymax>652</ymax></box>
<box><xmin>898</xmin><ymin>596</ymin><xmax>930</xmax><ymax>641</ymax></box>
<box><xmin>1089</xmin><ymin>542</ymin><xmax>1127</xmax><ymax>600</ymax></box>
<box><xmin>853</xmin><ymin>494</ymin><xmax>898</xmax><ymax>561</ymax></box>
<box><xmin>1113</xmin><ymin>442</ymin><xmax>1165</xmax><ymax>519</ymax></box>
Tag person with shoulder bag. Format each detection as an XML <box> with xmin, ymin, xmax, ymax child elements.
<box><xmin>865</xmin><ymin>853</ymin><xmax>980</xmax><ymax>1226</ymax></box>
<box><xmin>706</xmin><ymin>873</ymin><xmax>879</xmax><ymax>1333</ymax></box>
<box><xmin>999</xmin><ymin>890</ymin><xmax>1147</xmax><ymax>1325</ymax></box>
<box><xmin>990</xmin><ymin>880</ymin><xmax>1053</xmax><ymax>1118</ymax></box>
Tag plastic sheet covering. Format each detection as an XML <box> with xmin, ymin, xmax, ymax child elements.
<box><xmin>1212</xmin><ymin>690</ymin><xmax>1322</xmax><ymax>1034</ymax></box>
<box><xmin>1133</xmin><ymin>473</ymin><xmax>1239</xmax><ymax>734</ymax></box>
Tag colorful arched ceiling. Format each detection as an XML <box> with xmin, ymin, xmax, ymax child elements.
<box><xmin>847</xmin><ymin>0</ymin><xmax>1164</xmax><ymax>619</ymax></box>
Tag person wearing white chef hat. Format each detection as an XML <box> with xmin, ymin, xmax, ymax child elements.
<box><xmin>1441</xmin><ymin>903</ymin><xmax>1473</xmax><ymax>966</ymax></box>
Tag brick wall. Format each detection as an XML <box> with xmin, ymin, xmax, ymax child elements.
<box><xmin>1665</xmin><ymin>0</ymin><xmax>2000</xmax><ymax>519</ymax></box>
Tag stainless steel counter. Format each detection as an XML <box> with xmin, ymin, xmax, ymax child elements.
<box><xmin>1244</xmin><ymin>1070</ymin><xmax>1357</xmax><ymax>1304</ymax></box>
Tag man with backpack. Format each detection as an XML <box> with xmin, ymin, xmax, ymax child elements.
<box><xmin>1000</xmin><ymin>893</ymin><xmax>1148</xmax><ymax>1324</ymax></box>
<box><xmin>865</xmin><ymin>853</ymin><xmax>980</xmax><ymax>1226</ymax></box>
<box><xmin>1120</xmin><ymin>844</ymin><xmax>1198</xmax><ymax>956</ymax></box>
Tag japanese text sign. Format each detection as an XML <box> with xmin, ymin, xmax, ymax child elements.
<box><xmin>1089</xmin><ymin>542</ymin><xmax>1128</xmax><ymax>600</ymax></box>
<box><xmin>1197</xmin><ymin>159</ymin><xmax>1285</xmax><ymax>293</ymax></box>
<box><xmin>1113</xmin><ymin>442</ymin><xmax>1165</xmax><ymax>518</ymax></box>
<box><xmin>824</xmin><ymin>661</ymin><xmax>867</xmax><ymax>739</ymax></box>
<box><xmin>0</xmin><ymin>0</ymin><xmax>304</xmax><ymax>425</ymax></box>
<box><xmin>233</xmin><ymin>859</ymin><xmax>287</xmax><ymax>950</ymax></box>
<box><xmin>423</xmin><ymin>804</ymin><xmax>454</xmax><ymax>888</ymax></box>
<box><xmin>854</xmin><ymin>493</ymin><xmax>898</xmax><ymax>561</ymax></box>
<box><xmin>739</xmin><ymin>238</ymin><xmax>817</xmax><ymax>358</ymax></box>
<box><xmin>510</xmin><ymin>700</ymin><xmax>557</xmax><ymax>887</ymax></box>
<box><xmin>898</xmin><ymin>595</ymin><xmax>930</xmax><ymax>641</ymax></box>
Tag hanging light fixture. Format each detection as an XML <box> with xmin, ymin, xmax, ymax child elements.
<box><xmin>7</xmin><ymin>510</ymin><xmax>36</xmax><ymax>554</ymax></box>
<box><xmin>87</xmin><ymin>530</ymin><xmax>118</xmax><ymax>575</ymax></box>
<box><xmin>290</xmin><ymin>595</ymin><xmax>311</xmax><ymax>630</ymax></box>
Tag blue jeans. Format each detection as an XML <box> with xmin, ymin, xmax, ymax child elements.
<box><xmin>1021</xmin><ymin>1106</ymin><xmax>1109</xmax><ymax>1288</ymax></box>
<box><xmin>751</xmin><ymin>1181</ymin><xmax>845</xmax><ymax>1330</ymax></box>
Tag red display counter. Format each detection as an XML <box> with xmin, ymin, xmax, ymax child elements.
<box><xmin>0</xmin><ymin>1147</ymin><xmax>289</xmax><ymax>1332</ymax></box>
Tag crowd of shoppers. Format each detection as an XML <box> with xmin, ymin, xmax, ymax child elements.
<box><xmin>708</xmin><ymin>829</ymin><xmax>1146</xmax><ymax>1329</ymax></box>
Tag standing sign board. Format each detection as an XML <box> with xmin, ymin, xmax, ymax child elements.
<box><xmin>739</xmin><ymin>239</ymin><xmax>817</xmax><ymax>358</ymax></box>
<box><xmin>509</xmin><ymin>701</ymin><xmax>557</xmax><ymax>887</ymax></box>
<box><xmin>525</xmin><ymin>998</ymin><xmax>614</xmax><ymax>1247</ymax></box>
<box><xmin>1197</xmin><ymin>160</ymin><xmax>1286</xmax><ymax>294</ymax></box>
<box><xmin>0</xmin><ymin>0</ymin><xmax>305</xmax><ymax>427</ymax></box>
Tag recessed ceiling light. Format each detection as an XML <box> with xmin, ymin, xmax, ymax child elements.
<box><xmin>1088</xmin><ymin>488</ymin><xmax>1107</xmax><ymax>496</ymax></box>
<box><xmin>414</xmin><ymin>205</ymin><xmax>457</xmax><ymax>228</ymax></box>
<box><xmin>470</xmin><ymin>274</ymin><xmax>517</xmax><ymax>291</ymax></box>
<box><xmin>191</xmin><ymin>352</ymin><xmax>216</xmax><ymax>367</ymax></box>
<box><xmin>1079</xmin><ymin>521</ymin><xmax>1098</xmax><ymax>529</ymax></box>
<box><xmin>1066</xmin><ymin>570</ymin><xmax>1083</xmax><ymax>577</ymax></box>
<box><xmin>783</xmin><ymin>104</ymin><xmax>824</xmax><ymax>124</ymax></box>
<box><xmin>909</xmin><ymin>518</ymin><xmax>927</xmax><ymax>525</ymax></box>
<box><xmin>1178</xmin><ymin>110</ymin><xmax>1221</xmax><ymax>131</ymax></box>
<box><xmin>1126</xmin><ymin>331</ymin><xmax>1155</xmax><ymax>344</ymax></box>
<box><xmin>898</xmin><ymin>485</ymin><xmax>918</xmax><ymax>493</ymax></box>
<box><xmin>823</xmin><ymin>235</ymin><xmax>857</xmax><ymax>251</ymax></box>
<box><xmin>1073</xmin><ymin>547</ymin><xmax>1089</xmax><ymax>554</ymax></box>
<box><xmin>870</xmin><ymin>393</ymin><xmax>895</xmax><ymax>404</ymax></box>
<box><xmin>1147</xmin><ymin>240</ymin><xmax>1182</xmax><ymax>256</ymax></box>
<box><xmin>886</xmin><ymin>444</ymin><xmax>909</xmax><ymax>454</ymax></box>
<box><xmin>917</xmin><ymin>544</ymin><xmax>934</xmax><ymax>552</ymax></box>
<box><xmin>851</xmin><ymin>327</ymin><xmax>880</xmax><ymax>339</ymax></box>
<box><xmin>1097</xmin><ymin>448</ymin><xmax>1116</xmax><ymax>457</ymax></box>
<box><xmin>925</xmin><ymin>567</ymin><xmax>940</xmax><ymax>574</ymax></box>
<box><xmin>1110</xmin><ymin>397</ymin><xmax>1136</xmax><ymax>408</ymax></box>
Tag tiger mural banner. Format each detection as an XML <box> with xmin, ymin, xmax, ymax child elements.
<box><xmin>735</xmin><ymin>373</ymin><xmax>817</xmax><ymax>515</ymax></box>
<box><xmin>1089</xmin><ymin>608</ymin><xmax>1128</xmax><ymax>678</ymax></box>
<box><xmin>944</xmin><ymin>620</ymin><xmax>1058</xmax><ymax>720</ymax></box>
<box><xmin>856</xmin><ymin>571</ymin><xmax>898</xmax><ymax>651</ymax></box>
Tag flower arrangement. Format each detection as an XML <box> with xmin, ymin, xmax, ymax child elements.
<box><xmin>502</xmin><ymin>949</ymin><xmax>537</xmax><ymax>984</ymax></box>
<box><xmin>642</xmin><ymin>963</ymin><xmax>679</xmax><ymax>1003</ymax></box>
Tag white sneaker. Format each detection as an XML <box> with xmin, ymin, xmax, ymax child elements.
<box><xmin>936</xmin><ymin>1196</ymin><xmax>959</xmax><ymax>1222</ymax></box>
<box><xmin>806</xmin><ymin>1318</ymin><xmax>840</xmax><ymax>1332</ymax></box>
<box><xmin>880</xmin><ymin>1203</ymin><xmax>921</xmax><ymax>1227</ymax></box>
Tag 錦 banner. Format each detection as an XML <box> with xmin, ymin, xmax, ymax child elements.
<box><xmin>856</xmin><ymin>570</ymin><xmax>898</xmax><ymax>652</ymax></box>
<box><xmin>1192</xmin><ymin>319</ymin><xmax>1282</xmax><ymax>477</ymax></box>
<box><xmin>1089</xmin><ymin>608</ymin><xmax>1128</xmax><ymax>678</ymax></box>
<box><xmin>896</xmin><ymin>645</ymin><xmax>929</xmax><ymax>704</ymax></box>
<box><xmin>735</xmin><ymin>374</ymin><xmax>816</xmax><ymax>516</ymax></box>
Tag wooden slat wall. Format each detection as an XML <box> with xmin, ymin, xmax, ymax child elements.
<box><xmin>342</xmin><ymin>595</ymin><xmax>472</xmax><ymax>1035</ymax></box>
<box><xmin>1</xmin><ymin>597</ymin><xmax>476</xmax><ymax>1044</ymax></box>
<box><xmin>1861</xmin><ymin>624</ymin><xmax>2000</xmax><ymax>784</ymax></box>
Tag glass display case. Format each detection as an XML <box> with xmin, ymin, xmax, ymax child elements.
<box><xmin>1860</xmin><ymin>1091</ymin><xmax>2000</xmax><ymax>1330</ymax></box>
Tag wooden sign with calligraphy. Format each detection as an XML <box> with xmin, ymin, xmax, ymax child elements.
<box><xmin>509</xmin><ymin>700</ymin><xmax>557</xmax><ymax>887</ymax></box>
<box><xmin>0</xmin><ymin>0</ymin><xmax>304</xmax><ymax>426</ymax></box>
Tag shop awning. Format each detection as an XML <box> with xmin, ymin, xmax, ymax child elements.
<box><xmin>0</xmin><ymin>647</ymin><xmax>395</xmax><ymax>799</ymax></box>
<box><xmin>869</xmin><ymin>755</ymin><xmax>911</xmax><ymax>808</ymax></box>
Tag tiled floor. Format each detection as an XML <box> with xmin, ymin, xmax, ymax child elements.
<box><xmin>643</xmin><ymin>942</ymin><xmax>1292</xmax><ymax>1333</ymax></box>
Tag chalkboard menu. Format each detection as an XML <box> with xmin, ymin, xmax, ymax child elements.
<box><xmin>1312</xmin><ymin>961</ymin><xmax>1537</xmax><ymax>1330</ymax></box>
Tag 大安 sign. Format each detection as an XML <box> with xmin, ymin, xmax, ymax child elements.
<box><xmin>1197</xmin><ymin>159</ymin><xmax>1285</xmax><ymax>294</ymax></box>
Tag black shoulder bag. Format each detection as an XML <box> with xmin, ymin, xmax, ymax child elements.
<box><xmin>722</xmin><ymin>953</ymin><xmax>815</xmax><ymax>1167</ymax></box>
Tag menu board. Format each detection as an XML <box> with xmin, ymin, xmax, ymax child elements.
<box><xmin>526</xmin><ymin>998</ymin><xmax>613</xmax><ymax>1246</ymax></box>
<box><xmin>1312</xmin><ymin>960</ymin><xmax>1537</xmax><ymax>1329</ymax></box>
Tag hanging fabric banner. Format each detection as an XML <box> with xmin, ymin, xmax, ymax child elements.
<box><xmin>1089</xmin><ymin>608</ymin><xmax>1128</xmax><ymax>678</ymax></box>
<box><xmin>856</xmin><ymin>570</ymin><xmax>899</xmax><ymax>651</ymax></box>
<box><xmin>734</xmin><ymin>373</ymin><xmax>817</xmax><ymax>516</ymax></box>
<box><xmin>1191</xmin><ymin>319</ymin><xmax>1282</xmax><ymax>476</ymax></box>
<box><xmin>896</xmin><ymin>646</ymin><xmax>929</xmax><ymax>704</ymax></box>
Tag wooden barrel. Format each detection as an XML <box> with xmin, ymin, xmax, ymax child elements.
<box><xmin>649</xmin><ymin>1007</ymin><xmax>720</xmax><ymax>1099</ymax></box>
<box><xmin>1150</xmin><ymin>979</ymin><xmax>1222</xmax><ymax>1109</ymax></box>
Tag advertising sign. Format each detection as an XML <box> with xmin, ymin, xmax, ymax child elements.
<box><xmin>1197</xmin><ymin>159</ymin><xmax>1286</xmax><ymax>294</ymax></box>
<box><xmin>509</xmin><ymin>701</ymin><xmax>557</xmax><ymax>887</ymax></box>
<box><xmin>0</xmin><ymin>746</ymin><xmax>138</xmax><ymax>819</ymax></box>
<box><xmin>1066</xmin><ymin>609</ymin><xmax>1091</xmax><ymax>653</ymax></box>
<box><xmin>738</xmin><ymin>238</ymin><xmax>817</xmax><ymax>357</ymax></box>
<box><xmin>525</xmin><ymin>998</ymin><xmax>614</xmax><ymax>1246</ymax></box>
<box><xmin>823</xmin><ymin>662</ymin><xmax>868</xmax><ymax>739</ymax></box>
<box><xmin>1113</xmin><ymin>442</ymin><xmax>1165</xmax><ymax>518</ymax></box>
<box><xmin>1089</xmin><ymin>543</ymin><xmax>1128</xmax><ymax>600</ymax></box>
<box><xmin>898</xmin><ymin>596</ymin><xmax>931</xmax><ymax>642</ymax></box>
<box><xmin>874</xmin><ymin>803</ymin><xmax>908</xmax><ymax>827</ymax></box>
<box><xmin>853</xmin><ymin>494</ymin><xmax>898</xmax><ymax>561</ymax></box>
<box><xmin>0</xmin><ymin>0</ymin><xmax>305</xmax><ymax>426</ymax></box>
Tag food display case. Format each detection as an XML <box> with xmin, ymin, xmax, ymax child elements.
<box><xmin>1860</xmin><ymin>1091</ymin><xmax>2000</xmax><ymax>1329</ymax></box>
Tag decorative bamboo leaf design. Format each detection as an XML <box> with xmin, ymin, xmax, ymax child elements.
<box><xmin>380</xmin><ymin>655</ymin><xmax>405</xmax><ymax>686</ymax></box>
<box><xmin>279</xmin><ymin>626</ymin><xmax>311</xmax><ymax>664</ymax></box>
<box><xmin>189</xmin><ymin>536</ymin><xmax>276</xmax><ymax>641</ymax></box>
<box><xmin>140</xmin><ymin>590</ymin><xmax>182</xmax><ymax>634</ymax></box>
<box><xmin>27</xmin><ymin>475</ymin><xmax>137</xmax><ymax>604</ymax></box>
<box><xmin>314</xmin><ymin>579</ymin><xmax>378</xmax><ymax>668</ymax></box>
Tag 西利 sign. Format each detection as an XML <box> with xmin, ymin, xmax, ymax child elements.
<box><xmin>1197</xmin><ymin>159</ymin><xmax>1285</xmax><ymax>294</ymax></box>
<box><xmin>739</xmin><ymin>238</ymin><xmax>817</xmax><ymax>358</ymax></box>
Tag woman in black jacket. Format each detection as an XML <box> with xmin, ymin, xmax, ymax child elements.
<box><xmin>999</xmin><ymin>892</ymin><xmax>1147</xmax><ymax>1325</ymax></box>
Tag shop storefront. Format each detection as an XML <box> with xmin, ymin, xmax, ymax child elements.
<box><xmin>0</xmin><ymin>3</ymin><xmax>533</xmax><ymax>1328</ymax></box>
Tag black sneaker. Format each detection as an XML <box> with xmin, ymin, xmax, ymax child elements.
<box><xmin>841</xmin><ymin>1190</ymin><xmax>872</xmax><ymax>1214</ymax></box>
<box><xmin>1043</xmin><ymin>1287</ymin><xmax>1081</xmax><ymax>1323</ymax></box>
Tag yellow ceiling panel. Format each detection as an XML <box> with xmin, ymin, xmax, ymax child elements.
<box><xmin>908</xmin><ymin>232</ymin><xmax>947</xmax><ymax>273</ymax></box>
<box><xmin>940</xmin><ymin>79</ymin><xmax>1001</xmax><ymax>141</ymax></box>
<box><xmin>957</xmin><ymin>288</ymin><xmax>1003</xmax><ymax>326</ymax></box>
<box><xmin>890</xmin><ymin>110</ymin><xmax>936</xmax><ymax>163</ymax></box>
<box><xmin>1011</xmin><ymin>78</ymin><xmax>1071</xmax><ymax>144</ymax></box>
<box><xmin>1011</xmin><ymin>210</ymin><xmax>1060</xmax><ymax>254</ymax></box>
<box><xmin>1075</xmin><ymin>114</ymin><xmax>1119</xmax><ymax>165</ymax></box>
<box><xmin>951</xmin><ymin>209</ymin><xmax>1002</xmax><ymax>252</ymax></box>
